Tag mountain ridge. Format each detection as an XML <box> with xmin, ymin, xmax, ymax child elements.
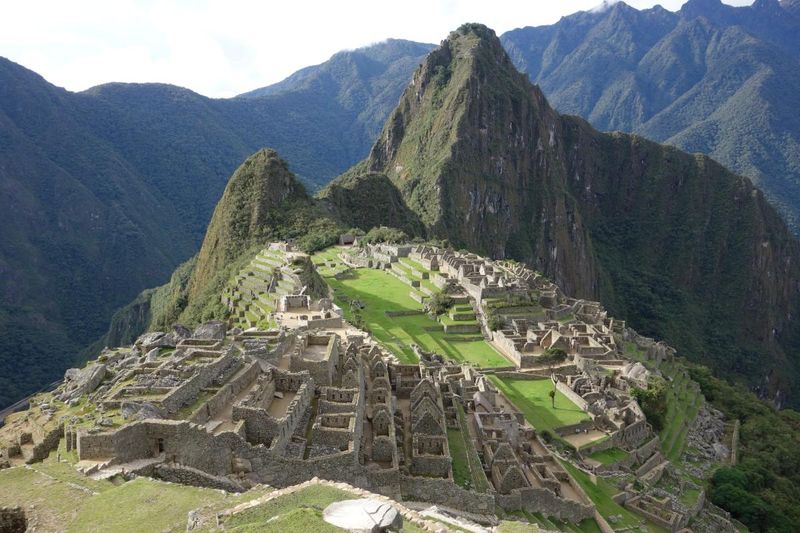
<box><xmin>501</xmin><ymin>0</ymin><xmax>800</xmax><ymax>231</ymax></box>
<box><xmin>0</xmin><ymin>41</ymin><xmax>431</xmax><ymax>408</ymax></box>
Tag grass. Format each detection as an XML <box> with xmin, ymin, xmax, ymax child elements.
<box><xmin>448</xmin><ymin>429</ymin><xmax>472</xmax><ymax>489</ymax></box>
<box><xmin>588</xmin><ymin>447</ymin><xmax>629</xmax><ymax>465</ymax></box>
<box><xmin>70</xmin><ymin>477</ymin><xmax>229</xmax><ymax>532</ymax></box>
<box><xmin>680</xmin><ymin>487</ymin><xmax>701</xmax><ymax>507</ymax></box>
<box><xmin>454</xmin><ymin>401</ymin><xmax>492</xmax><ymax>492</ymax></box>
<box><xmin>0</xmin><ymin>460</ymin><xmax>268</xmax><ymax>532</ymax></box>
<box><xmin>322</xmin><ymin>267</ymin><xmax>509</xmax><ymax>367</ymax></box>
<box><xmin>488</xmin><ymin>376</ymin><xmax>589</xmax><ymax>431</ymax></box>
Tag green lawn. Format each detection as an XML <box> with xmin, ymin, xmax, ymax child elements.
<box><xmin>488</xmin><ymin>376</ymin><xmax>589</xmax><ymax>431</ymax></box>
<box><xmin>448</xmin><ymin>429</ymin><xmax>472</xmax><ymax>489</ymax></box>
<box><xmin>322</xmin><ymin>267</ymin><xmax>509</xmax><ymax>367</ymax></box>
<box><xmin>453</xmin><ymin>401</ymin><xmax>492</xmax><ymax>492</ymax></box>
<box><xmin>71</xmin><ymin>477</ymin><xmax>231</xmax><ymax>532</ymax></box>
<box><xmin>588</xmin><ymin>447</ymin><xmax>629</xmax><ymax>465</ymax></box>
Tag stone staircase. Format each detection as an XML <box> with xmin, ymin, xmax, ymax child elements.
<box><xmin>79</xmin><ymin>455</ymin><xmax>164</xmax><ymax>480</ymax></box>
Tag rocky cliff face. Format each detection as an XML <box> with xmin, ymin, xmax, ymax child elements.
<box><xmin>358</xmin><ymin>25</ymin><xmax>599</xmax><ymax>297</ymax></box>
<box><xmin>326</xmin><ymin>23</ymin><xmax>800</xmax><ymax>402</ymax></box>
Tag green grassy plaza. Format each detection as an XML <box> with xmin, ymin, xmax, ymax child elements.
<box><xmin>588</xmin><ymin>447</ymin><xmax>629</xmax><ymax>465</ymax></box>
<box><xmin>488</xmin><ymin>376</ymin><xmax>590</xmax><ymax>431</ymax></box>
<box><xmin>313</xmin><ymin>251</ymin><xmax>509</xmax><ymax>367</ymax></box>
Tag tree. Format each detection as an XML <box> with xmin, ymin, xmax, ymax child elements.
<box><xmin>548</xmin><ymin>389</ymin><xmax>556</xmax><ymax>409</ymax></box>
<box><xmin>426</xmin><ymin>291</ymin><xmax>453</xmax><ymax>316</ymax></box>
<box><xmin>360</xmin><ymin>226</ymin><xmax>408</xmax><ymax>244</ymax></box>
<box><xmin>631</xmin><ymin>376</ymin><xmax>668</xmax><ymax>431</ymax></box>
<box><xmin>486</xmin><ymin>311</ymin><xmax>504</xmax><ymax>331</ymax></box>
<box><xmin>542</xmin><ymin>347</ymin><xmax>567</xmax><ymax>364</ymax></box>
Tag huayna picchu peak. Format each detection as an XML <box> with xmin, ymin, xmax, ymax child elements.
<box><xmin>322</xmin><ymin>23</ymin><xmax>800</xmax><ymax>405</ymax></box>
<box><xmin>4</xmin><ymin>10</ymin><xmax>800</xmax><ymax>533</ymax></box>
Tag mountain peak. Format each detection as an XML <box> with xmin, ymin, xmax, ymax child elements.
<box><xmin>188</xmin><ymin>148</ymin><xmax>310</xmax><ymax>301</ymax></box>
<box><xmin>680</xmin><ymin>0</ymin><xmax>724</xmax><ymax>18</ymax></box>
<box><xmin>367</xmin><ymin>22</ymin><xmax>535</xmax><ymax>178</ymax></box>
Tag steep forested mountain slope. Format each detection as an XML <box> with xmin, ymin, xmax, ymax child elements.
<box><xmin>0</xmin><ymin>41</ymin><xmax>431</xmax><ymax>408</ymax></box>
<box><xmin>321</xmin><ymin>23</ymin><xmax>800</xmax><ymax>405</ymax></box>
<box><xmin>501</xmin><ymin>0</ymin><xmax>800</xmax><ymax>231</ymax></box>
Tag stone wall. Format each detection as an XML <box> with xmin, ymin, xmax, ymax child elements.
<box><xmin>233</xmin><ymin>379</ymin><xmax>313</xmax><ymax>450</ymax></box>
<box><xmin>305</xmin><ymin>316</ymin><xmax>344</xmax><ymax>329</ymax></box>
<box><xmin>232</xmin><ymin>404</ymin><xmax>282</xmax><ymax>446</ymax></box>
<box><xmin>636</xmin><ymin>451</ymin><xmax>664</xmax><ymax>477</ymax></box>
<box><xmin>190</xmin><ymin>362</ymin><xmax>260</xmax><ymax>424</ymax></box>
<box><xmin>556</xmin><ymin>380</ymin><xmax>589</xmax><ymax>411</ymax></box>
<box><xmin>291</xmin><ymin>336</ymin><xmax>338</xmax><ymax>386</ymax></box>
<box><xmin>496</xmin><ymin>487</ymin><xmax>594</xmax><ymax>523</ymax></box>
<box><xmin>161</xmin><ymin>348</ymin><xmax>236</xmax><ymax>414</ymax></box>
<box><xmin>399</xmin><ymin>475</ymin><xmax>494</xmax><ymax>515</ymax></box>
<box><xmin>555</xmin><ymin>420</ymin><xmax>595</xmax><ymax>438</ymax></box>
<box><xmin>78</xmin><ymin>422</ymin><xmax>151</xmax><ymax>462</ymax></box>
<box><xmin>28</xmin><ymin>424</ymin><xmax>63</xmax><ymax>463</ymax></box>
<box><xmin>153</xmin><ymin>463</ymin><xmax>243</xmax><ymax>492</ymax></box>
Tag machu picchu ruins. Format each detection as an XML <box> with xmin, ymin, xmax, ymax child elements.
<box><xmin>0</xmin><ymin>242</ymin><xmax>741</xmax><ymax>532</ymax></box>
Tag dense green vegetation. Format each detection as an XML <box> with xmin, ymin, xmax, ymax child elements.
<box><xmin>689</xmin><ymin>365</ymin><xmax>800</xmax><ymax>532</ymax></box>
<box><xmin>102</xmin><ymin>150</ymin><xmax>345</xmax><ymax>334</ymax></box>
<box><xmin>502</xmin><ymin>0</ymin><xmax>800</xmax><ymax>233</ymax></box>
<box><xmin>631</xmin><ymin>377</ymin><xmax>668</xmax><ymax>432</ymax></box>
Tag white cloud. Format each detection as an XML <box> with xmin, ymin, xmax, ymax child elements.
<box><xmin>0</xmin><ymin>0</ymin><xmax>754</xmax><ymax>97</ymax></box>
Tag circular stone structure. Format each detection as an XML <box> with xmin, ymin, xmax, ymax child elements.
<box><xmin>322</xmin><ymin>498</ymin><xmax>402</xmax><ymax>532</ymax></box>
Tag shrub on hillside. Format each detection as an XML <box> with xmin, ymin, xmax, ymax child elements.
<box><xmin>360</xmin><ymin>226</ymin><xmax>408</xmax><ymax>244</ymax></box>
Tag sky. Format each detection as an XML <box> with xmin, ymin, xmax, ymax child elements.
<box><xmin>0</xmin><ymin>0</ymin><xmax>754</xmax><ymax>98</ymax></box>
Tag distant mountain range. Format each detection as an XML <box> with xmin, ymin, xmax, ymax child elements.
<box><xmin>4</xmin><ymin>0</ymin><xmax>800</xmax><ymax>409</ymax></box>
<box><xmin>502</xmin><ymin>0</ymin><xmax>800</xmax><ymax>230</ymax></box>
<box><xmin>0</xmin><ymin>40</ymin><xmax>433</xmax><ymax>407</ymax></box>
